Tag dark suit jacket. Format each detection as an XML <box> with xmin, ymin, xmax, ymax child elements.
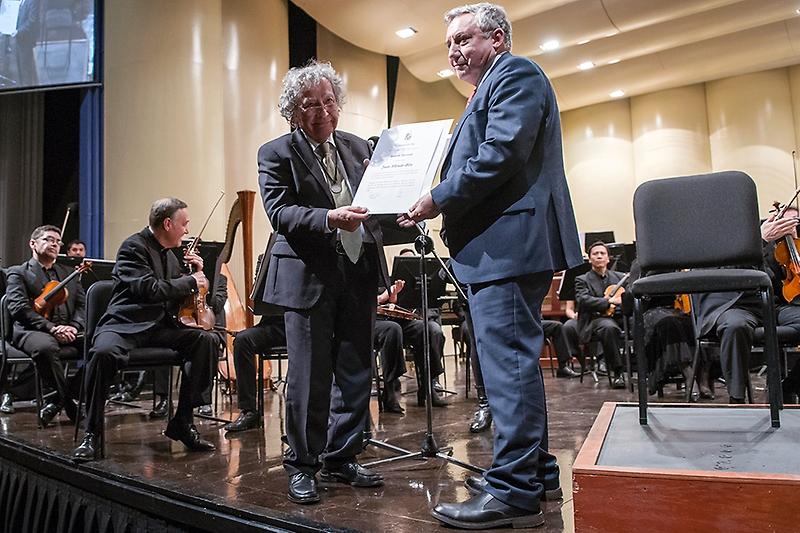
<box><xmin>95</xmin><ymin>228</ymin><xmax>198</xmax><ymax>336</ymax></box>
<box><xmin>575</xmin><ymin>269</ymin><xmax>624</xmax><ymax>343</ymax></box>
<box><xmin>431</xmin><ymin>52</ymin><xmax>582</xmax><ymax>285</ymax></box>
<box><xmin>257</xmin><ymin>128</ymin><xmax>390</xmax><ymax>310</ymax></box>
<box><xmin>6</xmin><ymin>257</ymin><xmax>85</xmax><ymax>344</ymax></box>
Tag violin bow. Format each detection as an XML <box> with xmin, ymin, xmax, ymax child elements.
<box><xmin>186</xmin><ymin>191</ymin><xmax>226</xmax><ymax>255</ymax></box>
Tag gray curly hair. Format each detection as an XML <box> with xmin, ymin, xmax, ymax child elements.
<box><xmin>278</xmin><ymin>60</ymin><xmax>346</xmax><ymax>129</ymax></box>
<box><xmin>444</xmin><ymin>3</ymin><xmax>512</xmax><ymax>50</ymax></box>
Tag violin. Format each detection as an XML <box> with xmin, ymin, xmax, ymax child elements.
<box><xmin>377</xmin><ymin>303</ymin><xmax>422</xmax><ymax>321</ymax></box>
<box><xmin>33</xmin><ymin>261</ymin><xmax>92</xmax><ymax>319</ymax></box>
<box><xmin>176</xmin><ymin>191</ymin><xmax>225</xmax><ymax>331</ymax></box>
<box><xmin>602</xmin><ymin>272</ymin><xmax>630</xmax><ymax>317</ymax></box>
<box><xmin>771</xmin><ymin>199</ymin><xmax>800</xmax><ymax>305</ymax></box>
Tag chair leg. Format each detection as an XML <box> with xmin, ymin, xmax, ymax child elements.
<box><xmin>634</xmin><ymin>299</ymin><xmax>649</xmax><ymax>425</ymax></box>
<box><xmin>257</xmin><ymin>355</ymin><xmax>264</xmax><ymax>429</ymax></box>
<box><xmin>685</xmin><ymin>344</ymin><xmax>701</xmax><ymax>403</ymax></box>
<box><xmin>546</xmin><ymin>338</ymin><xmax>556</xmax><ymax>378</ymax></box>
<box><xmin>34</xmin><ymin>366</ymin><xmax>43</xmax><ymax>429</ymax></box>
<box><xmin>760</xmin><ymin>289</ymin><xmax>782</xmax><ymax>428</ymax></box>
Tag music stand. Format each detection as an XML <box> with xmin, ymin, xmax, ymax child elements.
<box><xmin>364</xmin><ymin>224</ymin><xmax>481</xmax><ymax>474</ymax></box>
<box><xmin>391</xmin><ymin>256</ymin><xmax>447</xmax><ymax>311</ymax></box>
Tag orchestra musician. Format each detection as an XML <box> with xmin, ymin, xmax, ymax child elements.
<box><xmin>65</xmin><ymin>240</ymin><xmax>87</xmax><ymax>258</ymax></box>
<box><xmin>223</xmin><ymin>315</ymin><xmax>286</xmax><ymax>433</ymax></box>
<box><xmin>575</xmin><ymin>241</ymin><xmax>627</xmax><ymax>389</ymax></box>
<box><xmin>258</xmin><ymin>60</ymin><xmax>390</xmax><ymax>504</ymax></box>
<box><xmin>3</xmin><ymin>225</ymin><xmax>85</xmax><ymax>425</ymax></box>
<box><xmin>374</xmin><ymin>281</ymin><xmax>407</xmax><ymax>414</ymax></box>
<box><xmin>695</xmin><ymin>205</ymin><xmax>800</xmax><ymax>403</ymax></box>
<box><xmin>401</xmin><ymin>4</ymin><xmax>582</xmax><ymax>528</ymax></box>
<box><xmin>72</xmin><ymin>198</ymin><xmax>217</xmax><ymax>462</ymax></box>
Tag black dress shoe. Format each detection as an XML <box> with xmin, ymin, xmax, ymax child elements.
<box><xmin>417</xmin><ymin>387</ymin><xmax>448</xmax><ymax>408</ymax></box>
<box><xmin>556</xmin><ymin>366</ymin><xmax>580</xmax><ymax>378</ymax></box>
<box><xmin>320</xmin><ymin>461</ymin><xmax>383</xmax><ymax>487</ymax></box>
<box><xmin>431</xmin><ymin>491</ymin><xmax>544</xmax><ymax>529</ymax></box>
<box><xmin>611</xmin><ymin>375</ymin><xmax>626</xmax><ymax>389</ymax></box>
<box><xmin>381</xmin><ymin>385</ymin><xmax>404</xmax><ymax>414</ymax></box>
<box><xmin>729</xmin><ymin>396</ymin><xmax>745</xmax><ymax>404</ymax></box>
<box><xmin>164</xmin><ymin>419</ymin><xmax>215</xmax><ymax>452</ymax></box>
<box><xmin>224</xmin><ymin>410</ymin><xmax>260</xmax><ymax>432</ymax></box>
<box><xmin>149</xmin><ymin>397</ymin><xmax>169</xmax><ymax>419</ymax></box>
<box><xmin>39</xmin><ymin>403</ymin><xmax>62</xmax><ymax>427</ymax></box>
<box><xmin>465</xmin><ymin>475</ymin><xmax>563</xmax><ymax>501</ymax></box>
<box><xmin>72</xmin><ymin>432</ymin><xmax>99</xmax><ymax>463</ymax></box>
<box><xmin>288</xmin><ymin>472</ymin><xmax>319</xmax><ymax>504</ymax></box>
<box><xmin>0</xmin><ymin>393</ymin><xmax>14</xmax><ymax>414</ymax></box>
<box><xmin>197</xmin><ymin>405</ymin><xmax>212</xmax><ymax>416</ymax></box>
<box><xmin>782</xmin><ymin>378</ymin><xmax>799</xmax><ymax>404</ymax></box>
<box><xmin>469</xmin><ymin>404</ymin><xmax>492</xmax><ymax>433</ymax></box>
<box><xmin>433</xmin><ymin>379</ymin><xmax>445</xmax><ymax>393</ymax></box>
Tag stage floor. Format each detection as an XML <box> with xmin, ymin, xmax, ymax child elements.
<box><xmin>0</xmin><ymin>361</ymin><xmax>756</xmax><ymax>532</ymax></box>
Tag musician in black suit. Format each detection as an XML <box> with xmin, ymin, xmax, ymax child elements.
<box><xmin>575</xmin><ymin>241</ymin><xmax>626</xmax><ymax>389</ymax></box>
<box><xmin>258</xmin><ymin>60</ymin><xmax>389</xmax><ymax>504</ymax></box>
<box><xmin>695</xmin><ymin>207</ymin><xmax>800</xmax><ymax>403</ymax></box>
<box><xmin>4</xmin><ymin>225</ymin><xmax>84</xmax><ymax>425</ymax></box>
<box><xmin>72</xmin><ymin>198</ymin><xmax>217</xmax><ymax>461</ymax></box>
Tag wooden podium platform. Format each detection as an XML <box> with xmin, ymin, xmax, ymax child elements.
<box><xmin>573</xmin><ymin>403</ymin><xmax>800</xmax><ymax>532</ymax></box>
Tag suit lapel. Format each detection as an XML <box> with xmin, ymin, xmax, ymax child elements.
<box><xmin>290</xmin><ymin>129</ymin><xmax>335</xmax><ymax>206</ymax></box>
<box><xmin>27</xmin><ymin>258</ymin><xmax>48</xmax><ymax>290</ymax></box>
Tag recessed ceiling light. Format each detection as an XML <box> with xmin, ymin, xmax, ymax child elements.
<box><xmin>608</xmin><ymin>58</ymin><xmax>621</xmax><ymax>65</ymax></box>
<box><xmin>395</xmin><ymin>27</ymin><xmax>417</xmax><ymax>39</ymax></box>
<box><xmin>539</xmin><ymin>39</ymin><xmax>560</xmax><ymax>51</ymax></box>
<box><xmin>609</xmin><ymin>89</ymin><xmax>625</xmax><ymax>98</ymax></box>
<box><xmin>436</xmin><ymin>69</ymin><xmax>454</xmax><ymax>78</ymax></box>
<box><xmin>796</xmin><ymin>8</ymin><xmax>800</xmax><ymax>14</ymax></box>
<box><xmin>577</xmin><ymin>39</ymin><xmax>591</xmax><ymax>45</ymax></box>
<box><xmin>578</xmin><ymin>61</ymin><xmax>595</xmax><ymax>71</ymax></box>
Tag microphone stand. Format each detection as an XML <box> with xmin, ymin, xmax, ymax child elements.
<box><xmin>364</xmin><ymin>223</ymin><xmax>481</xmax><ymax>473</ymax></box>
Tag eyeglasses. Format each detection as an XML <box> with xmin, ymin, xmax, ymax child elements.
<box><xmin>300</xmin><ymin>97</ymin><xmax>338</xmax><ymax>114</ymax></box>
<box><xmin>39</xmin><ymin>236</ymin><xmax>63</xmax><ymax>246</ymax></box>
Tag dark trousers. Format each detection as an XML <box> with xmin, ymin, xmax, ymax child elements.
<box><xmin>232</xmin><ymin>319</ymin><xmax>286</xmax><ymax>413</ymax></box>
<box><xmin>588</xmin><ymin>317</ymin><xmax>623</xmax><ymax>371</ymax></box>
<box><xmin>542</xmin><ymin>319</ymin><xmax>576</xmax><ymax>365</ymax></box>
<box><xmin>15</xmin><ymin>332</ymin><xmax>80</xmax><ymax>406</ymax></box>
<box><xmin>401</xmin><ymin>318</ymin><xmax>445</xmax><ymax>379</ymax></box>
<box><xmin>282</xmin><ymin>257</ymin><xmax>376</xmax><ymax>476</ymax></box>
<box><xmin>468</xmin><ymin>270</ymin><xmax>555</xmax><ymax>512</ymax></box>
<box><xmin>374</xmin><ymin>319</ymin><xmax>406</xmax><ymax>385</ymax></box>
<box><xmin>715</xmin><ymin>304</ymin><xmax>800</xmax><ymax>400</ymax></box>
<box><xmin>84</xmin><ymin>326</ymin><xmax>216</xmax><ymax>434</ymax></box>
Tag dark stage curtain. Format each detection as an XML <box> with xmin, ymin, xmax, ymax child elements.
<box><xmin>0</xmin><ymin>455</ymin><xmax>183</xmax><ymax>533</ymax></box>
<box><xmin>0</xmin><ymin>92</ymin><xmax>44</xmax><ymax>267</ymax></box>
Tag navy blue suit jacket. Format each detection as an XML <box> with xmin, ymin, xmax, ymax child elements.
<box><xmin>431</xmin><ymin>53</ymin><xmax>582</xmax><ymax>285</ymax></box>
<box><xmin>258</xmin><ymin>129</ymin><xmax>390</xmax><ymax>310</ymax></box>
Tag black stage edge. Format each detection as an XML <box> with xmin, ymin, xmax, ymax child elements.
<box><xmin>0</xmin><ymin>434</ymin><xmax>353</xmax><ymax>533</ymax></box>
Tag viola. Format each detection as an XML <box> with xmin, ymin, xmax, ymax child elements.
<box><xmin>176</xmin><ymin>191</ymin><xmax>225</xmax><ymax>331</ymax></box>
<box><xmin>33</xmin><ymin>261</ymin><xmax>92</xmax><ymax>319</ymax></box>
<box><xmin>772</xmin><ymin>199</ymin><xmax>800</xmax><ymax>305</ymax></box>
<box><xmin>602</xmin><ymin>272</ymin><xmax>630</xmax><ymax>317</ymax></box>
<box><xmin>674</xmin><ymin>293</ymin><xmax>692</xmax><ymax>314</ymax></box>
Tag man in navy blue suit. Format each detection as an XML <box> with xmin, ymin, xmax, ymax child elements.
<box><xmin>400</xmin><ymin>3</ymin><xmax>582</xmax><ymax>529</ymax></box>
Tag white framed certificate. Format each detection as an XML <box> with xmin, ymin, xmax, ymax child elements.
<box><xmin>352</xmin><ymin>119</ymin><xmax>452</xmax><ymax>214</ymax></box>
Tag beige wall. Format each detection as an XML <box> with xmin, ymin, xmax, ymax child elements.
<box><xmin>562</xmin><ymin>66</ymin><xmax>800</xmax><ymax>243</ymax></box>
<box><xmin>104</xmin><ymin>0</ymin><xmax>227</xmax><ymax>255</ymax></box>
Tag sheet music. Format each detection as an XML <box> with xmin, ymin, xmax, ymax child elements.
<box><xmin>352</xmin><ymin>119</ymin><xmax>452</xmax><ymax>214</ymax></box>
<box><xmin>0</xmin><ymin>0</ymin><xmax>21</xmax><ymax>36</ymax></box>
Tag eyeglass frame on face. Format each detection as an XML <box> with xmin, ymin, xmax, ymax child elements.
<box><xmin>39</xmin><ymin>236</ymin><xmax>63</xmax><ymax>246</ymax></box>
<box><xmin>299</xmin><ymin>96</ymin><xmax>338</xmax><ymax>115</ymax></box>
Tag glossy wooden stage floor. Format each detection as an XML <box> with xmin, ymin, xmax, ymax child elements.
<box><xmin>0</xmin><ymin>362</ymin><xmax>750</xmax><ymax>532</ymax></box>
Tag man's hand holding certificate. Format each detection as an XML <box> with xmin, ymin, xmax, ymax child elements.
<box><xmin>352</xmin><ymin>119</ymin><xmax>452</xmax><ymax>216</ymax></box>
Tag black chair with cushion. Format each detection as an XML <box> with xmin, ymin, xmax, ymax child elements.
<box><xmin>0</xmin><ymin>295</ymin><xmax>41</xmax><ymax>420</ymax></box>
<box><xmin>631</xmin><ymin>171</ymin><xmax>782</xmax><ymax>427</ymax></box>
<box><xmin>75</xmin><ymin>280</ymin><xmax>180</xmax><ymax>457</ymax></box>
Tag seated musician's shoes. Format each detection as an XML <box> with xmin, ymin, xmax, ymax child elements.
<box><xmin>782</xmin><ymin>378</ymin><xmax>799</xmax><ymax>404</ymax></box>
<box><xmin>465</xmin><ymin>475</ymin><xmax>563</xmax><ymax>501</ymax></box>
<box><xmin>164</xmin><ymin>419</ymin><xmax>216</xmax><ymax>452</ymax></box>
<box><xmin>0</xmin><ymin>393</ymin><xmax>14</xmax><ymax>414</ymax></box>
<box><xmin>729</xmin><ymin>396</ymin><xmax>746</xmax><ymax>404</ymax></box>
<box><xmin>597</xmin><ymin>360</ymin><xmax>608</xmax><ymax>375</ymax></box>
<box><xmin>381</xmin><ymin>384</ymin><xmax>404</xmax><ymax>414</ymax></box>
<box><xmin>224</xmin><ymin>410</ymin><xmax>260</xmax><ymax>432</ymax></box>
<box><xmin>611</xmin><ymin>374</ymin><xmax>626</xmax><ymax>390</ymax></box>
<box><xmin>39</xmin><ymin>403</ymin><xmax>62</xmax><ymax>427</ymax></box>
<box><xmin>556</xmin><ymin>366</ymin><xmax>580</xmax><ymax>378</ymax></box>
<box><xmin>418</xmin><ymin>384</ymin><xmax>448</xmax><ymax>408</ymax></box>
<box><xmin>469</xmin><ymin>403</ymin><xmax>492</xmax><ymax>433</ymax></box>
<box><xmin>320</xmin><ymin>461</ymin><xmax>384</xmax><ymax>487</ymax></box>
<box><xmin>72</xmin><ymin>432</ymin><xmax>100</xmax><ymax>463</ymax></box>
<box><xmin>288</xmin><ymin>472</ymin><xmax>319</xmax><ymax>504</ymax></box>
<box><xmin>148</xmin><ymin>397</ymin><xmax>169</xmax><ymax>419</ymax></box>
<box><xmin>197</xmin><ymin>405</ymin><xmax>212</xmax><ymax>416</ymax></box>
<box><xmin>433</xmin><ymin>378</ymin><xmax>445</xmax><ymax>393</ymax></box>
<box><xmin>431</xmin><ymin>491</ymin><xmax>544</xmax><ymax>530</ymax></box>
